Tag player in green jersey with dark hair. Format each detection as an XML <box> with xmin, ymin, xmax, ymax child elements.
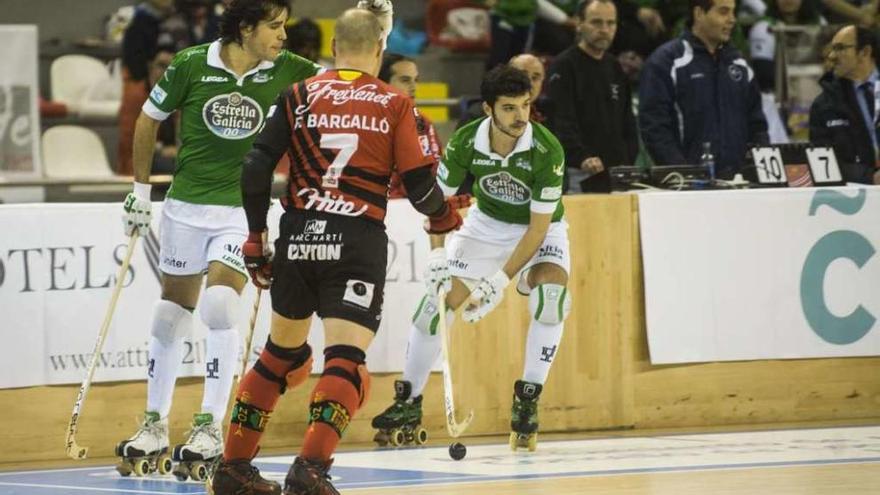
<box><xmin>117</xmin><ymin>0</ymin><xmax>393</xmax><ymax>481</ymax></box>
<box><xmin>372</xmin><ymin>65</ymin><xmax>572</xmax><ymax>451</ymax></box>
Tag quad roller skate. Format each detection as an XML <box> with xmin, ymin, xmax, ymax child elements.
<box><xmin>208</xmin><ymin>458</ymin><xmax>281</xmax><ymax>495</ymax></box>
<box><xmin>283</xmin><ymin>456</ymin><xmax>339</xmax><ymax>495</ymax></box>
<box><xmin>172</xmin><ymin>412</ymin><xmax>223</xmax><ymax>482</ymax></box>
<box><xmin>509</xmin><ymin>380</ymin><xmax>541</xmax><ymax>452</ymax></box>
<box><xmin>371</xmin><ymin>380</ymin><xmax>428</xmax><ymax>447</ymax></box>
<box><xmin>115</xmin><ymin>411</ymin><xmax>173</xmax><ymax>477</ymax></box>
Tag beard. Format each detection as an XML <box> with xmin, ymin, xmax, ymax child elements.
<box><xmin>492</xmin><ymin>115</ymin><xmax>527</xmax><ymax>139</ymax></box>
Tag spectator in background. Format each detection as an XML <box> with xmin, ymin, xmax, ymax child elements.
<box><xmin>148</xmin><ymin>45</ymin><xmax>178</xmax><ymax>174</ymax></box>
<box><xmin>639</xmin><ymin>0</ymin><xmax>768</xmax><ymax>177</ymax></box>
<box><xmin>118</xmin><ymin>0</ymin><xmax>175</xmax><ymax>175</ymax></box>
<box><xmin>164</xmin><ymin>0</ymin><xmax>221</xmax><ymax>51</ymax></box>
<box><xmin>378</xmin><ymin>53</ymin><xmax>445</xmax><ymax>198</ymax></box>
<box><xmin>613</xmin><ymin>0</ymin><xmax>668</xmax><ymax>58</ymax></box>
<box><xmin>547</xmin><ymin>0</ymin><xmax>638</xmax><ymax>193</ymax></box>
<box><xmin>749</xmin><ymin>0</ymin><xmax>825</xmax><ymax>143</ymax></box>
<box><xmin>509</xmin><ymin>53</ymin><xmax>549</xmax><ymax>122</ymax></box>
<box><xmin>810</xmin><ymin>25</ymin><xmax>880</xmax><ymax>184</ymax></box>
<box><xmin>483</xmin><ymin>0</ymin><xmax>574</xmax><ymax>69</ymax></box>
<box><xmin>820</xmin><ymin>0</ymin><xmax>877</xmax><ymax>27</ymax></box>
<box><xmin>535</xmin><ymin>0</ymin><xmax>579</xmax><ymax>55</ymax></box>
<box><xmin>286</xmin><ymin>17</ymin><xmax>322</xmax><ymax>63</ymax></box>
<box><xmin>749</xmin><ymin>0</ymin><xmax>825</xmax><ymax>93</ymax></box>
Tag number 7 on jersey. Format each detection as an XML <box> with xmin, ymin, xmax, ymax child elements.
<box><xmin>321</xmin><ymin>133</ymin><xmax>359</xmax><ymax>188</ymax></box>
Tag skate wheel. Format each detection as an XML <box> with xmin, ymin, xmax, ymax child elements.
<box><xmin>373</xmin><ymin>430</ymin><xmax>389</xmax><ymax>447</ymax></box>
<box><xmin>414</xmin><ymin>427</ymin><xmax>428</xmax><ymax>445</ymax></box>
<box><xmin>133</xmin><ymin>458</ymin><xmax>151</xmax><ymax>476</ymax></box>
<box><xmin>389</xmin><ymin>429</ymin><xmax>405</xmax><ymax>447</ymax></box>
<box><xmin>116</xmin><ymin>461</ymin><xmax>133</xmax><ymax>477</ymax></box>
<box><xmin>157</xmin><ymin>454</ymin><xmax>173</xmax><ymax>475</ymax></box>
<box><xmin>190</xmin><ymin>462</ymin><xmax>208</xmax><ymax>482</ymax></box>
<box><xmin>509</xmin><ymin>432</ymin><xmax>518</xmax><ymax>451</ymax></box>
<box><xmin>527</xmin><ymin>433</ymin><xmax>538</xmax><ymax>451</ymax></box>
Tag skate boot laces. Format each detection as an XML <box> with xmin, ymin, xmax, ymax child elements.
<box><xmin>130</xmin><ymin>413</ymin><xmax>168</xmax><ymax>445</ymax></box>
<box><xmin>184</xmin><ymin>421</ymin><xmax>222</xmax><ymax>452</ymax></box>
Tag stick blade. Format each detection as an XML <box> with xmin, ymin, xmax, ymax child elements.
<box><xmin>447</xmin><ymin>409</ymin><xmax>475</xmax><ymax>438</ymax></box>
<box><xmin>66</xmin><ymin>440</ymin><xmax>88</xmax><ymax>460</ymax></box>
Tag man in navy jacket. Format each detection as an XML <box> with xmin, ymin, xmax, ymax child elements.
<box><xmin>638</xmin><ymin>0</ymin><xmax>768</xmax><ymax>178</ymax></box>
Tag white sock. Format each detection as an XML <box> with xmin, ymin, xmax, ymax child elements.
<box><xmin>403</xmin><ymin>309</ymin><xmax>454</xmax><ymax>398</ymax></box>
<box><xmin>201</xmin><ymin>327</ymin><xmax>240</xmax><ymax>421</ymax></box>
<box><xmin>522</xmin><ymin>320</ymin><xmax>565</xmax><ymax>385</ymax></box>
<box><xmin>146</xmin><ymin>302</ymin><xmax>192</xmax><ymax>418</ymax></box>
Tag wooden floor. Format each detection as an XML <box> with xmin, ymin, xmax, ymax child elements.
<box><xmin>2</xmin><ymin>423</ymin><xmax>878</xmax><ymax>495</ymax></box>
<box><xmin>343</xmin><ymin>464</ymin><xmax>880</xmax><ymax>495</ymax></box>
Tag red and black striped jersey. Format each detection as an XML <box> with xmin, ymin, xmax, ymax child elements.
<box><xmin>253</xmin><ymin>69</ymin><xmax>434</xmax><ymax>223</ymax></box>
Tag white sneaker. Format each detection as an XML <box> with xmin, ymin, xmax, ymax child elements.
<box><xmin>116</xmin><ymin>411</ymin><xmax>169</xmax><ymax>458</ymax></box>
<box><xmin>172</xmin><ymin>412</ymin><xmax>223</xmax><ymax>461</ymax></box>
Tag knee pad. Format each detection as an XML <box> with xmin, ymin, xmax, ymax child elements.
<box><xmin>528</xmin><ymin>284</ymin><xmax>571</xmax><ymax>324</ymax></box>
<box><xmin>412</xmin><ymin>294</ymin><xmax>455</xmax><ymax>336</ymax></box>
<box><xmin>252</xmin><ymin>338</ymin><xmax>313</xmax><ymax>395</ymax></box>
<box><xmin>151</xmin><ymin>299</ymin><xmax>192</xmax><ymax>344</ymax></box>
<box><xmin>199</xmin><ymin>285</ymin><xmax>239</xmax><ymax>329</ymax></box>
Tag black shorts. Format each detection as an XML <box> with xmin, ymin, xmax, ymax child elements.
<box><xmin>271</xmin><ymin>209</ymin><xmax>387</xmax><ymax>332</ymax></box>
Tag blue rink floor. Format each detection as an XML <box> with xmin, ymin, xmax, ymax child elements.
<box><xmin>1</xmin><ymin>426</ymin><xmax>879</xmax><ymax>494</ymax></box>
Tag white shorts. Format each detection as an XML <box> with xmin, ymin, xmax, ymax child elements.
<box><xmin>446</xmin><ymin>207</ymin><xmax>570</xmax><ymax>293</ymax></box>
<box><xmin>158</xmin><ymin>198</ymin><xmax>247</xmax><ymax>276</ymax></box>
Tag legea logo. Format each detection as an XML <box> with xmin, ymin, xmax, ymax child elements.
<box><xmin>800</xmin><ymin>189</ymin><xmax>875</xmax><ymax>344</ymax></box>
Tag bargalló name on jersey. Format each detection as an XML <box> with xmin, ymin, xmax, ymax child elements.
<box><xmin>202</xmin><ymin>92</ymin><xmax>264</xmax><ymax>140</ymax></box>
<box><xmin>293</xmin><ymin>113</ymin><xmax>391</xmax><ymax>134</ymax></box>
<box><xmin>480</xmin><ymin>172</ymin><xmax>530</xmax><ymax>205</ymax></box>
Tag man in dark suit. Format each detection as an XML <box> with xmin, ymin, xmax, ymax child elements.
<box><xmin>810</xmin><ymin>25</ymin><xmax>880</xmax><ymax>185</ymax></box>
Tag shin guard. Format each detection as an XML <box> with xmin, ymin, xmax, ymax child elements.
<box><xmin>224</xmin><ymin>338</ymin><xmax>312</xmax><ymax>461</ymax></box>
<box><xmin>301</xmin><ymin>345</ymin><xmax>370</xmax><ymax>462</ymax></box>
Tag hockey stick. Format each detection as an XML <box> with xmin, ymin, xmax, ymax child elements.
<box><xmin>66</xmin><ymin>233</ymin><xmax>139</xmax><ymax>460</ymax></box>
<box><xmin>436</xmin><ymin>288</ymin><xmax>474</xmax><ymax>438</ymax></box>
<box><xmin>238</xmin><ymin>288</ymin><xmax>262</xmax><ymax>381</ymax></box>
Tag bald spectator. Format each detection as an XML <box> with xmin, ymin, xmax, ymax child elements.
<box><xmin>547</xmin><ymin>0</ymin><xmax>638</xmax><ymax>193</ymax></box>
<box><xmin>509</xmin><ymin>53</ymin><xmax>550</xmax><ymax>122</ymax></box>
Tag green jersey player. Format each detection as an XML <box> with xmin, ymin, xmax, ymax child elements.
<box><xmin>372</xmin><ymin>65</ymin><xmax>572</xmax><ymax>451</ymax></box>
<box><xmin>117</xmin><ymin>0</ymin><xmax>392</xmax><ymax>485</ymax></box>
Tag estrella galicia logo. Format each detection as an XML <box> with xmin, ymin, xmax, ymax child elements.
<box><xmin>479</xmin><ymin>171</ymin><xmax>530</xmax><ymax>205</ymax></box>
<box><xmin>202</xmin><ymin>92</ymin><xmax>264</xmax><ymax>140</ymax></box>
<box><xmin>800</xmin><ymin>189</ymin><xmax>875</xmax><ymax>344</ymax></box>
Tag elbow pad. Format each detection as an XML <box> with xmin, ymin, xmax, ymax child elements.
<box><xmin>401</xmin><ymin>165</ymin><xmax>446</xmax><ymax>217</ymax></box>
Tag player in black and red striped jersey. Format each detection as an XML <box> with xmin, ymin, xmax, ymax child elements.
<box><xmin>208</xmin><ymin>6</ymin><xmax>464</xmax><ymax>495</ymax></box>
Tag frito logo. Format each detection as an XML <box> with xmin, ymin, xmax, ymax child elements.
<box><xmin>479</xmin><ymin>171</ymin><xmax>530</xmax><ymax>205</ymax></box>
<box><xmin>202</xmin><ymin>92</ymin><xmax>264</xmax><ymax>140</ymax></box>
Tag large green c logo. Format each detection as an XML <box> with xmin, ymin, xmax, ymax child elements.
<box><xmin>800</xmin><ymin>230</ymin><xmax>875</xmax><ymax>345</ymax></box>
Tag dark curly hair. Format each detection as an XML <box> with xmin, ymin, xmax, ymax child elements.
<box><xmin>481</xmin><ymin>65</ymin><xmax>532</xmax><ymax>107</ymax></box>
<box><xmin>219</xmin><ymin>0</ymin><xmax>289</xmax><ymax>45</ymax></box>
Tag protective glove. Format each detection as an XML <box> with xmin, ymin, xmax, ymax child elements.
<box><xmin>242</xmin><ymin>231</ymin><xmax>273</xmax><ymax>289</ymax></box>
<box><xmin>122</xmin><ymin>182</ymin><xmax>152</xmax><ymax>237</ymax></box>
<box><xmin>462</xmin><ymin>269</ymin><xmax>510</xmax><ymax>323</ymax></box>
<box><xmin>424</xmin><ymin>247</ymin><xmax>451</xmax><ymax>296</ymax></box>
<box><xmin>357</xmin><ymin>0</ymin><xmax>394</xmax><ymax>45</ymax></box>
